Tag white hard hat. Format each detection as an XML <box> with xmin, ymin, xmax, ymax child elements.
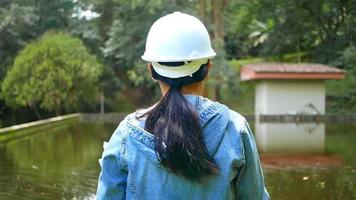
<box><xmin>142</xmin><ymin>11</ymin><xmax>216</xmax><ymax>78</ymax></box>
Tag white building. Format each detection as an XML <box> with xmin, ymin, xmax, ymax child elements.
<box><xmin>240</xmin><ymin>63</ymin><xmax>345</xmax><ymax>117</ymax></box>
<box><xmin>240</xmin><ymin>63</ymin><xmax>345</xmax><ymax>153</ymax></box>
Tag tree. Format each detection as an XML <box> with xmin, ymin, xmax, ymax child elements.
<box><xmin>101</xmin><ymin>0</ymin><xmax>194</xmax><ymax>105</ymax></box>
<box><xmin>0</xmin><ymin>0</ymin><xmax>76</xmax><ymax>123</ymax></box>
<box><xmin>198</xmin><ymin>0</ymin><xmax>237</xmax><ymax>101</ymax></box>
<box><xmin>1</xmin><ymin>32</ymin><xmax>103</xmax><ymax>116</ymax></box>
<box><xmin>0</xmin><ymin>3</ymin><xmax>38</xmax><ymax>81</ymax></box>
<box><xmin>326</xmin><ymin>46</ymin><xmax>356</xmax><ymax>113</ymax></box>
<box><xmin>100</xmin><ymin>0</ymin><xmax>238</xmax><ymax>102</ymax></box>
<box><xmin>0</xmin><ymin>0</ymin><xmax>75</xmax><ymax>80</ymax></box>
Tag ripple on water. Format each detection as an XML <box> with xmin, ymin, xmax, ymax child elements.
<box><xmin>0</xmin><ymin>167</ymin><xmax>99</xmax><ymax>199</ymax></box>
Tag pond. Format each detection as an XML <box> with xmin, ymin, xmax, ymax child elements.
<box><xmin>0</xmin><ymin>121</ymin><xmax>355</xmax><ymax>199</ymax></box>
<box><xmin>0</xmin><ymin>123</ymin><xmax>116</xmax><ymax>199</ymax></box>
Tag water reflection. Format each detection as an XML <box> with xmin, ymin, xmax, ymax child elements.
<box><xmin>262</xmin><ymin>123</ymin><xmax>356</xmax><ymax>200</ymax></box>
<box><xmin>0</xmin><ymin>122</ymin><xmax>116</xmax><ymax>200</ymax></box>
<box><xmin>255</xmin><ymin>122</ymin><xmax>325</xmax><ymax>153</ymax></box>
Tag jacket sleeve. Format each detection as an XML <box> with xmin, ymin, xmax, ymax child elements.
<box><xmin>96</xmin><ymin>123</ymin><xmax>128</xmax><ymax>200</ymax></box>
<box><xmin>235</xmin><ymin>120</ymin><xmax>270</xmax><ymax>200</ymax></box>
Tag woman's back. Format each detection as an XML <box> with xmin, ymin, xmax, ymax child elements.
<box><xmin>96</xmin><ymin>11</ymin><xmax>269</xmax><ymax>200</ymax></box>
<box><xmin>96</xmin><ymin>95</ymin><xmax>269</xmax><ymax>199</ymax></box>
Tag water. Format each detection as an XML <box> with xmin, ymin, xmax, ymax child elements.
<box><xmin>260</xmin><ymin>122</ymin><xmax>356</xmax><ymax>200</ymax></box>
<box><xmin>0</xmin><ymin>123</ymin><xmax>116</xmax><ymax>199</ymax></box>
<box><xmin>0</xmin><ymin>122</ymin><xmax>355</xmax><ymax>199</ymax></box>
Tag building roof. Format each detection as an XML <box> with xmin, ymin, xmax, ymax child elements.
<box><xmin>240</xmin><ymin>63</ymin><xmax>345</xmax><ymax>81</ymax></box>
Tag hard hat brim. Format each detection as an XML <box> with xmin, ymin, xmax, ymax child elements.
<box><xmin>151</xmin><ymin>59</ymin><xmax>209</xmax><ymax>78</ymax></box>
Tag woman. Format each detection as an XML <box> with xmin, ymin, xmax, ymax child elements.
<box><xmin>96</xmin><ymin>11</ymin><xmax>270</xmax><ymax>200</ymax></box>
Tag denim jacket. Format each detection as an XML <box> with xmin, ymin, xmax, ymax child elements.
<box><xmin>96</xmin><ymin>95</ymin><xmax>270</xmax><ymax>200</ymax></box>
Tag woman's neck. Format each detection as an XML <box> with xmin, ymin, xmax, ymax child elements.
<box><xmin>159</xmin><ymin>81</ymin><xmax>205</xmax><ymax>96</ymax></box>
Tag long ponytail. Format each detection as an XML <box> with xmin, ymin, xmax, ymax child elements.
<box><xmin>143</xmin><ymin>62</ymin><xmax>218</xmax><ymax>181</ymax></box>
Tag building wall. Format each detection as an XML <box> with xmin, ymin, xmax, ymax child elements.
<box><xmin>255</xmin><ymin>80</ymin><xmax>325</xmax><ymax>115</ymax></box>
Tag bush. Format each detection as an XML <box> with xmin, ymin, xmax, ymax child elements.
<box><xmin>1</xmin><ymin>32</ymin><xmax>103</xmax><ymax>114</ymax></box>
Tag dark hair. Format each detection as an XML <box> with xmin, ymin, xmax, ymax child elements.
<box><xmin>142</xmin><ymin>61</ymin><xmax>218</xmax><ymax>181</ymax></box>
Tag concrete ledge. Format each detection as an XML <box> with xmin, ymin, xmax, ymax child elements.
<box><xmin>0</xmin><ymin>113</ymin><xmax>80</xmax><ymax>143</ymax></box>
<box><xmin>322</xmin><ymin>114</ymin><xmax>356</xmax><ymax>123</ymax></box>
<box><xmin>258</xmin><ymin>114</ymin><xmax>356</xmax><ymax>123</ymax></box>
<box><xmin>80</xmin><ymin>113</ymin><xmax>356</xmax><ymax>123</ymax></box>
<box><xmin>259</xmin><ymin>114</ymin><xmax>324</xmax><ymax>123</ymax></box>
<box><xmin>1</xmin><ymin>112</ymin><xmax>355</xmax><ymax>143</ymax></box>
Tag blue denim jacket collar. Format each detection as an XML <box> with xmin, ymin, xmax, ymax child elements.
<box><xmin>125</xmin><ymin>95</ymin><xmax>229</xmax><ymax>164</ymax></box>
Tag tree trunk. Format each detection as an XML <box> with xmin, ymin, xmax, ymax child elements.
<box><xmin>211</xmin><ymin>0</ymin><xmax>227</xmax><ymax>101</ymax></box>
<box><xmin>211</xmin><ymin>0</ymin><xmax>226</xmax><ymax>43</ymax></box>
<box><xmin>12</xmin><ymin>109</ymin><xmax>16</xmax><ymax>125</ymax></box>
<box><xmin>199</xmin><ymin>0</ymin><xmax>206</xmax><ymax>19</ymax></box>
<box><xmin>30</xmin><ymin>102</ymin><xmax>42</xmax><ymax>120</ymax></box>
<box><xmin>100</xmin><ymin>91</ymin><xmax>105</xmax><ymax>114</ymax></box>
<box><xmin>214</xmin><ymin>84</ymin><xmax>221</xmax><ymax>101</ymax></box>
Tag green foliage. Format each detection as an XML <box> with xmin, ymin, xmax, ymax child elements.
<box><xmin>225</xmin><ymin>0</ymin><xmax>356</xmax><ymax>63</ymax></box>
<box><xmin>326</xmin><ymin>46</ymin><xmax>356</xmax><ymax>113</ymax></box>
<box><xmin>224</xmin><ymin>1</ymin><xmax>260</xmax><ymax>59</ymax></box>
<box><xmin>0</xmin><ymin>0</ymin><xmax>75</xmax><ymax>80</ymax></box>
<box><xmin>230</xmin><ymin>52</ymin><xmax>310</xmax><ymax>71</ymax></box>
<box><xmin>0</xmin><ymin>3</ymin><xmax>38</xmax><ymax>81</ymax></box>
<box><xmin>1</xmin><ymin>0</ymin><xmax>356</xmax><ymax>117</ymax></box>
<box><xmin>208</xmin><ymin>38</ymin><xmax>239</xmax><ymax>100</ymax></box>
<box><xmin>1</xmin><ymin>32</ymin><xmax>103</xmax><ymax>113</ymax></box>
